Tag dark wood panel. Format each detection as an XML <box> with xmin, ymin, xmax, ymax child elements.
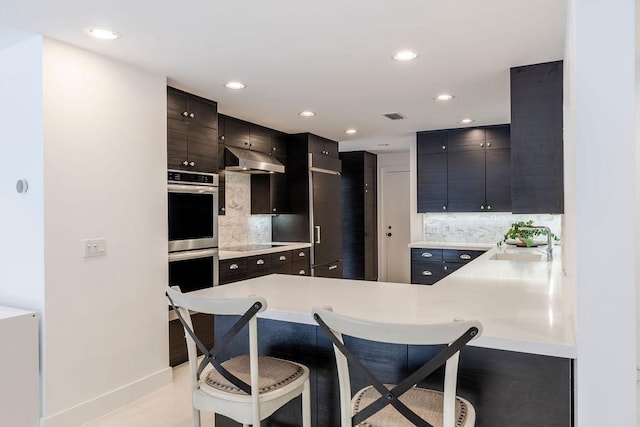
<box><xmin>442</xmin><ymin>249</ymin><xmax>485</xmax><ymax>263</ymax></box>
<box><xmin>271</xmin><ymin>154</ymin><xmax>290</xmax><ymax>213</ymax></box>
<box><xmin>251</xmin><ymin>174</ymin><xmax>272</xmax><ymax>214</ymax></box>
<box><xmin>187</xmin><ymin>96</ymin><xmax>217</xmax><ymax>129</ymax></box>
<box><xmin>485</xmin><ymin>148</ymin><xmax>512</xmax><ymax>211</ymax></box>
<box><xmin>246</xmin><ymin>254</ymin><xmax>272</xmax><ymax>278</ymax></box>
<box><xmin>187</xmin><ymin>123</ymin><xmax>217</xmax><ymax>173</ymax></box>
<box><xmin>250</xmin><ymin>126</ymin><xmax>274</xmax><ymax>154</ymax></box>
<box><xmin>411</xmin><ymin>261</ymin><xmax>445</xmax><ymax>285</ymax></box>
<box><xmin>447</xmin><ymin>128</ymin><xmax>486</xmax><ymax>152</ymax></box>
<box><xmin>417</xmin><ymin>130</ymin><xmax>448</xmax><ymax>154</ymax></box>
<box><xmin>313</xmin><ymin>261</ymin><xmax>343</xmax><ymax>278</ymax></box>
<box><xmin>219</xmin><ymin>258</ymin><xmax>248</xmax><ymax>285</ymax></box>
<box><xmin>447</xmin><ymin>150</ymin><xmax>486</xmax><ymax>212</ymax></box>
<box><xmin>313</xmin><ymin>172</ymin><xmax>342</xmax><ymax>266</ymax></box>
<box><xmin>485</xmin><ymin>125</ymin><xmax>510</xmax><ymax>150</ymax></box>
<box><xmin>270</xmin><ymin>251</ymin><xmax>293</xmax><ymax>275</ymax></box>
<box><xmin>341</xmin><ymin>152</ymin><xmax>365</xmax><ymax>280</ymax></box>
<box><xmin>169</xmin><ymin>313</ymin><xmax>214</xmax><ymax>367</ymax></box>
<box><xmin>417</xmin><ymin>152</ymin><xmax>448</xmax><ymax>212</ymax></box>
<box><xmin>218</xmin><ymin>131</ymin><xmax>226</xmax><ymax>215</ymax></box>
<box><xmin>511</xmin><ymin>61</ymin><xmax>564</xmax><ymax>213</ymax></box>
<box><xmin>271</xmin><ymin>132</ymin><xmax>288</xmax><ymax>157</ymax></box>
<box><xmin>409</xmin><ymin>346</ymin><xmax>572</xmax><ymax>427</ymax></box>
<box><xmin>442</xmin><ymin>261</ymin><xmax>465</xmax><ymax>275</ymax></box>
<box><xmin>221</xmin><ymin>116</ymin><xmax>251</xmax><ymax>150</ymax></box>
<box><xmin>411</xmin><ymin>248</ymin><xmax>443</xmax><ymax>263</ymax></box>
<box><xmin>167</xmin><ymin>88</ymin><xmax>188</xmax><ymax>122</ymax></box>
<box><xmin>167</xmin><ymin>118</ymin><xmax>188</xmax><ymax>170</ymax></box>
<box><xmin>292</xmin><ymin>259</ymin><xmax>310</xmax><ymax>276</ymax></box>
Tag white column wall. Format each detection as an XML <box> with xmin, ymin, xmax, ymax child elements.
<box><xmin>566</xmin><ymin>0</ymin><xmax>637</xmax><ymax>425</ymax></box>
<box><xmin>40</xmin><ymin>39</ymin><xmax>170</xmax><ymax>425</ymax></box>
<box><xmin>0</xmin><ymin>37</ymin><xmax>46</xmax><ymax>314</ymax></box>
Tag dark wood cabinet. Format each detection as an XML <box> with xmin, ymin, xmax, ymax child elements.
<box><xmin>417</xmin><ymin>125</ymin><xmax>511</xmax><ymax>213</ymax></box>
<box><xmin>308</xmin><ymin>134</ymin><xmax>339</xmax><ymax>158</ymax></box>
<box><xmin>340</xmin><ymin>151</ymin><xmax>378</xmax><ymax>281</ymax></box>
<box><xmin>410</xmin><ymin>248</ymin><xmax>485</xmax><ymax>285</ymax></box>
<box><xmin>219</xmin><ymin>116</ymin><xmax>251</xmax><ymax>150</ymax></box>
<box><xmin>169</xmin><ymin>313</ymin><xmax>213</xmax><ymax>367</ymax></box>
<box><xmin>312</xmin><ymin>171</ymin><xmax>343</xmax><ymax>268</ymax></box>
<box><xmin>251</xmin><ymin>150</ymin><xmax>290</xmax><ymax>214</ymax></box>
<box><xmin>313</xmin><ymin>260</ymin><xmax>343</xmax><ymax>278</ymax></box>
<box><xmin>167</xmin><ymin>87</ymin><xmax>218</xmax><ymax>173</ymax></box>
<box><xmin>219</xmin><ymin>249</ymin><xmax>310</xmax><ymax>285</ymax></box>
<box><xmin>417</xmin><ymin>132</ymin><xmax>448</xmax><ymax>212</ymax></box>
<box><xmin>510</xmin><ymin>61</ymin><xmax>564</xmax><ymax>213</ymax></box>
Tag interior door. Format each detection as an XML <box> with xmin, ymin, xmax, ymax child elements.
<box><xmin>312</xmin><ymin>171</ymin><xmax>342</xmax><ymax>267</ymax></box>
<box><xmin>383</xmin><ymin>170</ymin><xmax>410</xmax><ymax>283</ymax></box>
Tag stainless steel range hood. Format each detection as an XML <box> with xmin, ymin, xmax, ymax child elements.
<box><xmin>224</xmin><ymin>146</ymin><xmax>285</xmax><ymax>174</ymax></box>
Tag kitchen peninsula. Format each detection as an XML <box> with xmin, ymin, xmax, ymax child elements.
<box><xmin>190</xmin><ymin>246</ymin><xmax>574</xmax><ymax>426</ymax></box>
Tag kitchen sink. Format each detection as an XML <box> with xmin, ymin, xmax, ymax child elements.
<box><xmin>489</xmin><ymin>252</ymin><xmax>546</xmax><ymax>262</ymax></box>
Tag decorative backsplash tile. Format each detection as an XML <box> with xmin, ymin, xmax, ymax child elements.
<box><xmin>219</xmin><ymin>172</ymin><xmax>272</xmax><ymax>247</ymax></box>
<box><xmin>423</xmin><ymin>213</ymin><xmax>562</xmax><ymax>244</ymax></box>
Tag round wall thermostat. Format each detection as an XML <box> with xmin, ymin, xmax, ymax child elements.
<box><xmin>16</xmin><ymin>179</ymin><xmax>29</xmax><ymax>194</ymax></box>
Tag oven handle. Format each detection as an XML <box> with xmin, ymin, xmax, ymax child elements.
<box><xmin>168</xmin><ymin>248</ymin><xmax>218</xmax><ymax>262</ymax></box>
<box><xmin>168</xmin><ymin>183</ymin><xmax>218</xmax><ymax>194</ymax></box>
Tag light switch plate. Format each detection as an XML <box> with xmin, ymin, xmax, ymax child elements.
<box><xmin>83</xmin><ymin>238</ymin><xmax>107</xmax><ymax>258</ymax></box>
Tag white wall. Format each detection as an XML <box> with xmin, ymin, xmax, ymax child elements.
<box><xmin>0</xmin><ymin>37</ymin><xmax>171</xmax><ymax>426</ymax></box>
<box><xmin>0</xmin><ymin>37</ymin><xmax>46</xmax><ymax>313</ymax></box>
<box><xmin>566</xmin><ymin>1</ymin><xmax>637</xmax><ymax>425</ymax></box>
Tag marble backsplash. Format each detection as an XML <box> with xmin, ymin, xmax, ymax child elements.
<box><xmin>423</xmin><ymin>213</ymin><xmax>562</xmax><ymax>244</ymax></box>
<box><xmin>218</xmin><ymin>172</ymin><xmax>272</xmax><ymax>247</ymax></box>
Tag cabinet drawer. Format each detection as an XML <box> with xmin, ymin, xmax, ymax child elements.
<box><xmin>443</xmin><ymin>249</ymin><xmax>485</xmax><ymax>263</ymax></box>
<box><xmin>411</xmin><ymin>248</ymin><xmax>443</xmax><ymax>263</ymax></box>
<box><xmin>219</xmin><ymin>258</ymin><xmax>247</xmax><ymax>285</ymax></box>
<box><xmin>247</xmin><ymin>254</ymin><xmax>272</xmax><ymax>278</ymax></box>
<box><xmin>411</xmin><ymin>261</ymin><xmax>445</xmax><ymax>285</ymax></box>
<box><xmin>292</xmin><ymin>259</ymin><xmax>310</xmax><ymax>276</ymax></box>
<box><xmin>270</xmin><ymin>250</ymin><xmax>293</xmax><ymax>274</ymax></box>
<box><xmin>293</xmin><ymin>247</ymin><xmax>310</xmax><ymax>261</ymax></box>
<box><xmin>442</xmin><ymin>262</ymin><xmax>465</xmax><ymax>275</ymax></box>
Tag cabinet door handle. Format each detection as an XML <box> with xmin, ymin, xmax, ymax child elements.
<box><xmin>256</xmin><ymin>259</ymin><xmax>265</xmax><ymax>265</ymax></box>
<box><xmin>279</xmin><ymin>255</ymin><xmax>287</xmax><ymax>261</ymax></box>
<box><xmin>442</xmin><ymin>206</ymin><xmax>447</xmax><ymax>211</ymax></box>
<box><xmin>487</xmin><ymin>205</ymin><xmax>492</xmax><ymax>210</ymax></box>
<box><xmin>229</xmin><ymin>264</ymin><xmax>239</xmax><ymax>270</ymax></box>
<box><xmin>220</xmin><ymin>135</ymin><xmax>225</xmax><ymax>141</ymax></box>
<box><xmin>190</xmin><ymin>161</ymin><xmax>195</xmax><ymax>167</ymax></box>
<box><xmin>480</xmin><ymin>205</ymin><xmax>485</xmax><ymax>210</ymax></box>
<box><xmin>272</xmin><ymin>208</ymin><xmax>277</xmax><ymax>212</ymax></box>
<box><xmin>421</xmin><ymin>252</ymin><xmax>433</xmax><ymax>258</ymax></box>
<box><xmin>444</xmin><ymin>265</ymin><xmax>448</xmax><ymax>271</ymax></box>
<box><xmin>221</xmin><ymin>207</ymin><xmax>226</xmax><ymax>212</ymax></box>
<box><xmin>441</xmin><ymin>145</ymin><xmax>446</xmax><ymax>150</ymax></box>
<box><xmin>480</xmin><ymin>143</ymin><xmax>485</xmax><ymax>147</ymax></box>
<box><xmin>459</xmin><ymin>254</ymin><xmax>472</xmax><ymax>260</ymax></box>
<box><xmin>298</xmin><ymin>252</ymin><xmax>306</xmax><ymax>257</ymax></box>
<box><xmin>328</xmin><ymin>265</ymin><xmax>338</xmax><ymax>270</ymax></box>
<box><xmin>182</xmin><ymin>160</ymin><xmax>189</xmax><ymax>166</ymax></box>
<box><xmin>487</xmin><ymin>142</ymin><xmax>492</xmax><ymax>147</ymax></box>
<box><xmin>182</xmin><ymin>111</ymin><xmax>188</xmax><ymax>117</ymax></box>
<box><xmin>298</xmin><ymin>269</ymin><xmax>306</xmax><ymax>275</ymax></box>
<box><xmin>189</xmin><ymin>113</ymin><xmax>195</xmax><ymax>118</ymax></box>
<box><xmin>315</xmin><ymin>226</ymin><xmax>321</xmax><ymax>244</ymax></box>
<box><xmin>422</xmin><ymin>270</ymin><xmax>433</xmax><ymax>276</ymax></box>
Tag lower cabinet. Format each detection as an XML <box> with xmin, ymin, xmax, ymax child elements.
<box><xmin>411</xmin><ymin>248</ymin><xmax>485</xmax><ymax>285</ymax></box>
<box><xmin>220</xmin><ymin>248</ymin><xmax>311</xmax><ymax>285</ymax></box>
<box><xmin>169</xmin><ymin>312</ymin><xmax>214</xmax><ymax>367</ymax></box>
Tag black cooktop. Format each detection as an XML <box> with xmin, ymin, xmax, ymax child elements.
<box><xmin>221</xmin><ymin>244</ymin><xmax>283</xmax><ymax>252</ymax></box>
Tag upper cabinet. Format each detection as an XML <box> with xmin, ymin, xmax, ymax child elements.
<box><xmin>417</xmin><ymin>125</ymin><xmax>511</xmax><ymax>213</ymax></box>
<box><xmin>308</xmin><ymin>134</ymin><xmax>339</xmax><ymax>158</ymax></box>
<box><xmin>167</xmin><ymin>87</ymin><xmax>218</xmax><ymax>173</ymax></box>
<box><xmin>510</xmin><ymin>61</ymin><xmax>564</xmax><ymax>213</ymax></box>
<box><xmin>219</xmin><ymin>115</ymin><xmax>285</xmax><ymax>155</ymax></box>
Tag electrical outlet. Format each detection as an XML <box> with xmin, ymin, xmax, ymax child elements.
<box><xmin>83</xmin><ymin>238</ymin><xmax>107</xmax><ymax>258</ymax></box>
<box><xmin>426</xmin><ymin>226</ymin><xmax>438</xmax><ymax>233</ymax></box>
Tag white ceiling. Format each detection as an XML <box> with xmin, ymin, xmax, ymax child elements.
<box><xmin>0</xmin><ymin>0</ymin><xmax>566</xmax><ymax>152</ymax></box>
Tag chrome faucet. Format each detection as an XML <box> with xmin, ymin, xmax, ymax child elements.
<box><xmin>519</xmin><ymin>226</ymin><xmax>553</xmax><ymax>261</ymax></box>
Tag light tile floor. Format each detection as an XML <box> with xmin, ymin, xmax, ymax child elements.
<box><xmin>81</xmin><ymin>363</ymin><xmax>213</xmax><ymax>427</ymax></box>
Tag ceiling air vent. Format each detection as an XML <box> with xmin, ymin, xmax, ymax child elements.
<box><xmin>383</xmin><ymin>112</ymin><xmax>405</xmax><ymax>120</ymax></box>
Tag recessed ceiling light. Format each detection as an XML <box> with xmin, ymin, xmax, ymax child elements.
<box><xmin>299</xmin><ymin>111</ymin><xmax>315</xmax><ymax>117</ymax></box>
<box><xmin>345</xmin><ymin>129</ymin><xmax>358</xmax><ymax>135</ymax></box>
<box><xmin>459</xmin><ymin>118</ymin><xmax>475</xmax><ymax>124</ymax></box>
<box><xmin>84</xmin><ymin>27</ymin><xmax>119</xmax><ymax>40</ymax></box>
<box><xmin>224</xmin><ymin>81</ymin><xmax>246</xmax><ymax>90</ymax></box>
<box><xmin>435</xmin><ymin>94</ymin><xmax>455</xmax><ymax>101</ymax></box>
<box><xmin>393</xmin><ymin>50</ymin><xmax>418</xmax><ymax>61</ymax></box>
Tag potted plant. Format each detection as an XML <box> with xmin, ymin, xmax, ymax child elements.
<box><xmin>503</xmin><ymin>220</ymin><xmax>559</xmax><ymax>247</ymax></box>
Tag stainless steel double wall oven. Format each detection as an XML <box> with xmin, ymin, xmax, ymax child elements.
<box><xmin>167</xmin><ymin>170</ymin><xmax>219</xmax><ymax>292</ymax></box>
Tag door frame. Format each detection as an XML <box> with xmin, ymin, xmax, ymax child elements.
<box><xmin>378</xmin><ymin>165</ymin><xmax>410</xmax><ymax>282</ymax></box>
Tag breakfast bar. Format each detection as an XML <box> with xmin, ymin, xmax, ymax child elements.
<box><xmin>189</xmin><ymin>246</ymin><xmax>575</xmax><ymax>426</ymax></box>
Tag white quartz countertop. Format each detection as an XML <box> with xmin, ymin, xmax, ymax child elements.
<box><xmin>409</xmin><ymin>241</ymin><xmax>496</xmax><ymax>250</ymax></box>
<box><xmin>192</xmin><ymin>246</ymin><xmax>575</xmax><ymax>358</ymax></box>
<box><xmin>219</xmin><ymin>242</ymin><xmax>312</xmax><ymax>260</ymax></box>
<box><xmin>0</xmin><ymin>305</ymin><xmax>36</xmax><ymax>321</ymax></box>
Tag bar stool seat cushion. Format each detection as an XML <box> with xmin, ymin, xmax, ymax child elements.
<box><xmin>204</xmin><ymin>355</ymin><xmax>305</xmax><ymax>395</ymax></box>
<box><xmin>352</xmin><ymin>385</ymin><xmax>471</xmax><ymax>427</ymax></box>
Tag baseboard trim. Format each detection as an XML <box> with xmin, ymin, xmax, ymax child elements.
<box><xmin>40</xmin><ymin>367</ymin><xmax>172</xmax><ymax>427</ymax></box>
